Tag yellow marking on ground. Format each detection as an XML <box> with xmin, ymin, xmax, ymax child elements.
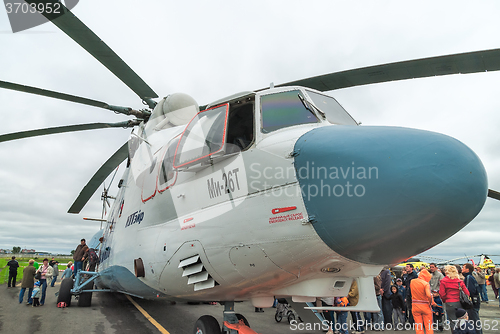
<box><xmin>126</xmin><ymin>295</ymin><xmax>170</xmax><ymax>334</ymax></box>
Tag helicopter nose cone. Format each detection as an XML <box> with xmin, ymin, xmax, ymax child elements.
<box><xmin>293</xmin><ymin>126</ymin><xmax>487</xmax><ymax>265</ymax></box>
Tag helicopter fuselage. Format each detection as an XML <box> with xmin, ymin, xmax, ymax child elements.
<box><xmin>95</xmin><ymin>86</ymin><xmax>487</xmax><ymax>308</ymax></box>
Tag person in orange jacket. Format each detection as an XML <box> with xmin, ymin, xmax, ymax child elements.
<box><xmin>410</xmin><ymin>269</ymin><xmax>436</xmax><ymax>334</ymax></box>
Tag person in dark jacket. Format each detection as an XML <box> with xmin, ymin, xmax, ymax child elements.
<box><xmin>403</xmin><ymin>264</ymin><xmax>419</xmax><ymax>324</ymax></box>
<box><xmin>380</xmin><ymin>267</ymin><xmax>393</xmax><ymax>328</ymax></box>
<box><xmin>73</xmin><ymin>238</ymin><xmax>87</xmax><ymax>277</ymax></box>
<box><xmin>487</xmin><ymin>272</ymin><xmax>498</xmax><ymax>299</ymax></box>
<box><xmin>452</xmin><ymin>308</ymin><xmax>476</xmax><ymax>334</ymax></box>
<box><xmin>462</xmin><ymin>263</ymin><xmax>482</xmax><ymax>334</ymax></box>
<box><xmin>18</xmin><ymin>259</ymin><xmax>36</xmax><ymax>304</ymax></box>
<box><xmin>389</xmin><ymin>285</ymin><xmax>405</xmax><ymax>328</ymax></box>
<box><xmin>7</xmin><ymin>256</ymin><xmax>19</xmax><ymax>287</ymax></box>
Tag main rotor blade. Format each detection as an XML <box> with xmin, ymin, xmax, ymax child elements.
<box><xmin>0</xmin><ymin>121</ymin><xmax>137</xmax><ymax>143</ymax></box>
<box><xmin>0</xmin><ymin>80</ymin><xmax>108</xmax><ymax>109</ymax></box>
<box><xmin>25</xmin><ymin>0</ymin><xmax>158</xmax><ymax>105</ymax></box>
<box><xmin>488</xmin><ymin>189</ymin><xmax>500</xmax><ymax>201</ymax></box>
<box><xmin>68</xmin><ymin>142</ymin><xmax>129</xmax><ymax>214</ymax></box>
<box><xmin>275</xmin><ymin>48</ymin><xmax>500</xmax><ymax>92</ymax></box>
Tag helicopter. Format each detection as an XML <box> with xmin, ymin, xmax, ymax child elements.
<box><xmin>2</xmin><ymin>2</ymin><xmax>500</xmax><ymax>334</ymax></box>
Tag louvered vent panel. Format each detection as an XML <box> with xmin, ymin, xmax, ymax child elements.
<box><xmin>178</xmin><ymin>254</ymin><xmax>219</xmax><ymax>291</ymax></box>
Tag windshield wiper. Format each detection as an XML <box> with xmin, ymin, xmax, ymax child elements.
<box><xmin>298</xmin><ymin>94</ymin><xmax>326</xmax><ymax>120</ymax></box>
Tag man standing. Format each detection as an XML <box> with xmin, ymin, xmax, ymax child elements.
<box><xmin>403</xmin><ymin>264</ymin><xmax>418</xmax><ymax>324</ymax></box>
<box><xmin>73</xmin><ymin>238</ymin><xmax>86</xmax><ymax>277</ymax></box>
<box><xmin>473</xmin><ymin>266</ymin><xmax>488</xmax><ymax>303</ymax></box>
<box><xmin>494</xmin><ymin>268</ymin><xmax>500</xmax><ymax>307</ymax></box>
<box><xmin>462</xmin><ymin>263</ymin><xmax>482</xmax><ymax>334</ymax></box>
<box><xmin>7</xmin><ymin>256</ymin><xmax>19</xmax><ymax>287</ymax></box>
<box><xmin>429</xmin><ymin>263</ymin><xmax>444</xmax><ymax>292</ymax></box>
<box><xmin>380</xmin><ymin>267</ymin><xmax>393</xmax><ymax>328</ymax></box>
<box><xmin>50</xmin><ymin>261</ymin><xmax>59</xmax><ymax>287</ymax></box>
<box><xmin>18</xmin><ymin>259</ymin><xmax>36</xmax><ymax>304</ymax></box>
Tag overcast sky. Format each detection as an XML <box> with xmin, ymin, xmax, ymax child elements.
<box><xmin>1</xmin><ymin>1</ymin><xmax>499</xmax><ymax>265</ymax></box>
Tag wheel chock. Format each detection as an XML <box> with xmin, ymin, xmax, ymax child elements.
<box><xmin>223</xmin><ymin>319</ymin><xmax>260</xmax><ymax>334</ymax></box>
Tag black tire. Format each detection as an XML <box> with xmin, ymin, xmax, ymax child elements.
<box><xmin>193</xmin><ymin>315</ymin><xmax>221</xmax><ymax>334</ymax></box>
<box><xmin>275</xmin><ymin>311</ymin><xmax>283</xmax><ymax>322</ymax></box>
<box><xmin>57</xmin><ymin>278</ymin><xmax>73</xmax><ymax>307</ymax></box>
<box><xmin>287</xmin><ymin>311</ymin><xmax>296</xmax><ymax>324</ymax></box>
<box><xmin>77</xmin><ymin>281</ymin><xmax>94</xmax><ymax>307</ymax></box>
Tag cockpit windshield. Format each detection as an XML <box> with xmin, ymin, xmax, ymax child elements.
<box><xmin>306</xmin><ymin>90</ymin><xmax>357</xmax><ymax>125</ymax></box>
<box><xmin>261</xmin><ymin>90</ymin><xmax>319</xmax><ymax>133</ymax></box>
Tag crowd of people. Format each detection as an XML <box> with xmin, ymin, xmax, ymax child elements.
<box><xmin>7</xmin><ymin>237</ymin><xmax>100</xmax><ymax>307</ymax></box>
<box><xmin>316</xmin><ymin>263</ymin><xmax>499</xmax><ymax>334</ymax></box>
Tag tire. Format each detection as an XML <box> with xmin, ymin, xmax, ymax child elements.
<box><xmin>57</xmin><ymin>278</ymin><xmax>73</xmax><ymax>307</ymax></box>
<box><xmin>275</xmin><ymin>311</ymin><xmax>283</xmax><ymax>322</ymax></box>
<box><xmin>78</xmin><ymin>281</ymin><xmax>94</xmax><ymax>307</ymax></box>
<box><xmin>287</xmin><ymin>311</ymin><xmax>295</xmax><ymax>324</ymax></box>
<box><xmin>193</xmin><ymin>315</ymin><xmax>221</xmax><ymax>334</ymax></box>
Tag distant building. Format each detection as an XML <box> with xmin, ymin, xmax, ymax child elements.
<box><xmin>21</xmin><ymin>249</ymin><xmax>36</xmax><ymax>254</ymax></box>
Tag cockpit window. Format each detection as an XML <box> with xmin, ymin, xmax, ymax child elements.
<box><xmin>261</xmin><ymin>90</ymin><xmax>319</xmax><ymax>133</ymax></box>
<box><xmin>173</xmin><ymin>104</ymin><xmax>229</xmax><ymax>169</ymax></box>
<box><xmin>158</xmin><ymin>137</ymin><xmax>179</xmax><ymax>191</ymax></box>
<box><xmin>306</xmin><ymin>90</ymin><xmax>357</xmax><ymax>125</ymax></box>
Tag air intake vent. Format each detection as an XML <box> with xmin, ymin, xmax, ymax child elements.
<box><xmin>178</xmin><ymin>255</ymin><xmax>219</xmax><ymax>291</ymax></box>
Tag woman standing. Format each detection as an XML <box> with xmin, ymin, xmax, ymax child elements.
<box><xmin>411</xmin><ymin>269</ymin><xmax>435</xmax><ymax>334</ymax></box>
<box><xmin>35</xmin><ymin>258</ymin><xmax>53</xmax><ymax>306</ymax></box>
<box><xmin>439</xmin><ymin>265</ymin><xmax>469</xmax><ymax>323</ymax></box>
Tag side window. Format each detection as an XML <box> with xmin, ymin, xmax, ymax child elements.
<box><xmin>158</xmin><ymin>137</ymin><xmax>179</xmax><ymax>192</ymax></box>
<box><xmin>261</xmin><ymin>90</ymin><xmax>319</xmax><ymax>133</ymax></box>
<box><xmin>173</xmin><ymin>104</ymin><xmax>229</xmax><ymax>169</ymax></box>
<box><xmin>226</xmin><ymin>102</ymin><xmax>254</xmax><ymax>153</ymax></box>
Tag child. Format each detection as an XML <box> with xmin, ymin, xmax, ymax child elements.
<box><xmin>389</xmin><ymin>285</ymin><xmax>405</xmax><ymax>328</ymax></box>
<box><xmin>431</xmin><ymin>290</ymin><xmax>444</xmax><ymax>332</ymax></box>
<box><xmin>452</xmin><ymin>308</ymin><xmax>475</xmax><ymax>334</ymax></box>
<box><xmin>61</xmin><ymin>262</ymin><xmax>73</xmax><ymax>280</ymax></box>
<box><xmin>32</xmin><ymin>281</ymin><xmax>41</xmax><ymax>307</ymax></box>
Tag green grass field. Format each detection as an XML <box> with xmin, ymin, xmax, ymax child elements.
<box><xmin>0</xmin><ymin>256</ymin><xmax>71</xmax><ymax>285</ymax></box>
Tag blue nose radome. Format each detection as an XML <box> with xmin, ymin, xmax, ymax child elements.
<box><xmin>293</xmin><ymin>126</ymin><xmax>487</xmax><ymax>265</ymax></box>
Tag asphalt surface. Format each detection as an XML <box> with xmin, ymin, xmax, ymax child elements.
<box><xmin>1</xmin><ymin>281</ymin><xmax>499</xmax><ymax>334</ymax></box>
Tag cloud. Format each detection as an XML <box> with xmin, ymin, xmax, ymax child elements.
<box><xmin>0</xmin><ymin>1</ymin><xmax>499</xmax><ymax>264</ymax></box>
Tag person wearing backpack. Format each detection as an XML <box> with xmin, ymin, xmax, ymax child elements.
<box><xmin>462</xmin><ymin>263</ymin><xmax>482</xmax><ymax>334</ymax></box>
<box><xmin>87</xmin><ymin>248</ymin><xmax>99</xmax><ymax>272</ymax></box>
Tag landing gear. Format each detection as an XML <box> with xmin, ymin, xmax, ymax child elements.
<box><xmin>235</xmin><ymin>314</ymin><xmax>249</xmax><ymax>327</ymax></box>
<box><xmin>193</xmin><ymin>315</ymin><xmax>221</xmax><ymax>334</ymax></box>
<box><xmin>193</xmin><ymin>302</ymin><xmax>257</xmax><ymax>334</ymax></box>
<box><xmin>57</xmin><ymin>278</ymin><xmax>74</xmax><ymax>307</ymax></box>
<box><xmin>77</xmin><ymin>280</ymin><xmax>94</xmax><ymax>307</ymax></box>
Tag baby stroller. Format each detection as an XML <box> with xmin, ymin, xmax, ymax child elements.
<box><xmin>274</xmin><ymin>298</ymin><xmax>302</xmax><ymax>324</ymax></box>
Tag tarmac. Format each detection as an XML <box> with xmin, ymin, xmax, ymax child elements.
<box><xmin>1</xmin><ymin>280</ymin><xmax>499</xmax><ymax>334</ymax></box>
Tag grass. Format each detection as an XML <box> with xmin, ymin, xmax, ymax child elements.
<box><xmin>0</xmin><ymin>256</ymin><xmax>71</xmax><ymax>285</ymax></box>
